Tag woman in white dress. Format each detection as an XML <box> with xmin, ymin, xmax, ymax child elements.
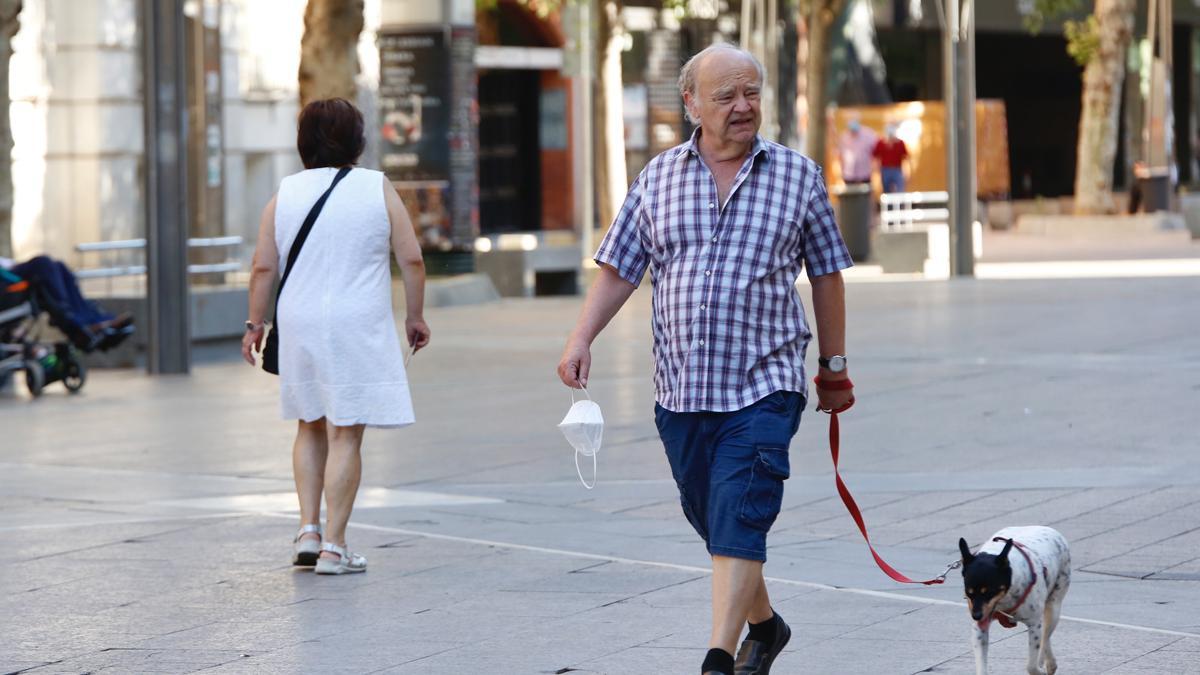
<box><xmin>242</xmin><ymin>98</ymin><xmax>431</xmax><ymax>574</ymax></box>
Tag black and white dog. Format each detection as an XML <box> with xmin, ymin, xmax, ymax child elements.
<box><xmin>959</xmin><ymin>526</ymin><xmax>1071</xmax><ymax>675</ymax></box>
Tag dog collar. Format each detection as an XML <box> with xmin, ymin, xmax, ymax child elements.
<box><xmin>990</xmin><ymin>537</ymin><xmax>1038</xmax><ymax>629</ymax></box>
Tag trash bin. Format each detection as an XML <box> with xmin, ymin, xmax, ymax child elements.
<box><xmin>832</xmin><ymin>182</ymin><xmax>872</xmax><ymax>262</ymax></box>
<box><xmin>1136</xmin><ymin>174</ymin><xmax>1171</xmax><ymax>213</ymax></box>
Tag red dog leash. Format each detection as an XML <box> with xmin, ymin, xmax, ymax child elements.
<box><xmin>815</xmin><ymin>376</ymin><xmax>946</xmax><ymax>586</ymax></box>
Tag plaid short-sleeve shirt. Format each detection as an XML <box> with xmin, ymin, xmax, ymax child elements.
<box><xmin>595</xmin><ymin>130</ymin><xmax>852</xmax><ymax>413</ymax></box>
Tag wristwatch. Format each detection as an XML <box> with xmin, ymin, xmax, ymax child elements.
<box><xmin>818</xmin><ymin>355</ymin><xmax>848</xmax><ymax>373</ymax></box>
<box><xmin>245</xmin><ymin>320</ymin><xmax>263</xmax><ymax>331</ymax></box>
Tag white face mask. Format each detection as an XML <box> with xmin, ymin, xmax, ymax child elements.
<box><xmin>558</xmin><ymin>388</ymin><xmax>604</xmax><ymax>489</ymax></box>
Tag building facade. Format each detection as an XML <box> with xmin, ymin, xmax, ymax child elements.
<box><xmin>874</xmin><ymin>0</ymin><xmax>1200</xmax><ymax>198</ymax></box>
<box><xmin>9</xmin><ymin>0</ymin><xmax>386</xmax><ymax>268</ymax></box>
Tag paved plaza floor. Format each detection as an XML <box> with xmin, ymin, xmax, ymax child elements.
<box><xmin>3</xmin><ymin>270</ymin><xmax>1200</xmax><ymax>674</ymax></box>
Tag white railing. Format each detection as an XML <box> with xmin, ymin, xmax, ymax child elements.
<box><xmin>75</xmin><ymin>237</ymin><xmax>246</xmax><ymax>294</ymax></box>
<box><xmin>880</xmin><ymin>191</ymin><xmax>950</xmax><ymax>232</ymax></box>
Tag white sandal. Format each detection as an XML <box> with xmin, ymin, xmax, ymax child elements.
<box><xmin>314</xmin><ymin>541</ymin><xmax>367</xmax><ymax>575</ymax></box>
<box><xmin>292</xmin><ymin>524</ymin><xmax>322</xmax><ymax>566</ymax></box>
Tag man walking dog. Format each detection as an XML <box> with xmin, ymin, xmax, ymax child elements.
<box><xmin>557</xmin><ymin>44</ymin><xmax>854</xmax><ymax>675</ymax></box>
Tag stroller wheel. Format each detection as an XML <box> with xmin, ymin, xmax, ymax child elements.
<box><xmin>63</xmin><ymin>355</ymin><xmax>86</xmax><ymax>393</ymax></box>
<box><xmin>23</xmin><ymin>359</ymin><xmax>44</xmax><ymax>398</ymax></box>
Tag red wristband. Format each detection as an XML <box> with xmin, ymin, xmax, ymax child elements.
<box><xmin>814</xmin><ymin>376</ymin><xmax>854</xmax><ymax>391</ymax></box>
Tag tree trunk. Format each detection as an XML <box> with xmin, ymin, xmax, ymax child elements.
<box><xmin>803</xmin><ymin>0</ymin><xmax>845</xmax><ymax>165</ymax></box>
<box><xmin>298</xmin><ymin>0</ymin><xmax>364</xmax><ymax>108</ymax></box>
<box><xmin>594</xmin><ymin>0</ymin><xmax>627</xmax><ymax>234</ymax></box>
<box><xmin>1073</xmin><ymin>0</ymin><xmax>1135</xmax><ymax>215</ymax></box>
<box><xmin>0</xmin><ymin>0</ymin><xmax>20</xmax><ymax>259</ymax></box>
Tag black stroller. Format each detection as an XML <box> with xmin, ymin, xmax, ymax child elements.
<box><xmin>1</xmin><ymin>266</ymin><xmax>133</xmax><ymax>397</ymax></box>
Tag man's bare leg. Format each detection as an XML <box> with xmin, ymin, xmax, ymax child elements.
<box><xmin>710</xmin><ymin>555</ymin><xmax>770</xmax><ymax>653</ymax></box>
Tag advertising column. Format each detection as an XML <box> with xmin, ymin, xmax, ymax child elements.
<box><xmin>379</xmin><ymin>0</ymin><xmax>477</xmax><ymax>265</ymax></box>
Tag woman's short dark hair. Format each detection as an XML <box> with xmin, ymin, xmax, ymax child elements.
<box><xmin>297</xmin><ymin>98</ymin><xmax>365</xmax><ymax>169</ymax></box>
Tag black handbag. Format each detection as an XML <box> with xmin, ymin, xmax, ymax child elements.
<box><xmin>262</xmin><ymin>167</ymin><xmax>352</xmax><ymax>375</ymax></box>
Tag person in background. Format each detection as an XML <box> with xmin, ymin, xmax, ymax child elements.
<box><xmin>0</xmin><ymin>255</ymin><xmax>132</xmax><ymax>334</ymax></box>
<box><xmin>242</xmin><ymin>98</ymin><xmax>431</xmax><ymax>575</ymax></box>
<box><xmin>837</xmin><ymin>113</ymin><xmax>877</xmax><ymax>185</ymax></box>
<box><xmin>873</xmin><ymin>122</ymin><xmax>909</xmax><ymax>193</ymax></box>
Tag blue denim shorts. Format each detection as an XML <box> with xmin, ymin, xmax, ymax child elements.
<box><xmin>654</xmin><ymin>391</ymin><xmax>804</xmax><ymax>562</ymax></box>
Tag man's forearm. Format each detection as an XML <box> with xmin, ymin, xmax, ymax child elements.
<box><xmin>810</xmin><ymin>271</ymin><xmax>846</xmax><ymax>362</ymax></box>
<box><xmin>570</xmin><ymin>265</ymin><xmax>638</xmax><ymax>345</ymax></box>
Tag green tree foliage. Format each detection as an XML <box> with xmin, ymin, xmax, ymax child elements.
<box><xmin>477</xmin><ymin>0</ymin><xmax>560</xmax><ymax>18</ymax></box>
<box><xmin>1063</xmin><ymin>14</ymin><xmax>1101</xmax><ymax>66</ymax></box>
<box><xmin>1022</xmin><ymin>0</ymin><xmax>1084</xmax><ymax>34</ymax></box>
<box><xmin>1021</xmin><ymin>0</ymin><xmax>1097</xmax><ymax>65</ymax></box>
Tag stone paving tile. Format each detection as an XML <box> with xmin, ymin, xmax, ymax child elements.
<box><xmin>424</xmin><ymin>499</ymin><xmax>601</xmax><ymax>525</ymax></box>
<box><xmin>639</xmin><ymin>576</ymin><xmax>816</xmax><ymax>616</ymax></box>
<box><xmin>1087</xmin><ymin>528</ymin><xmax>1200</xmax><ymax>578</ymax></box>
<box><xmin>835</xmin><ymin>604</ymin><xmax>966</xmax><ymax>645</ymax></box>
<box><xmin>131</xmin><ymin>616</ymin><xmax>353</xmax><ymax>652</ymax></box>
<box><xmin>449</xmin><ymin>589</ymin><xmax>636</xmax><ymax>620</ymax></box>
<box><xmin>764</xmin><ymin>538</ymin><xmax>963</xmax><ymax>590</ymax></box>
<box><xmin>0</xmin><ymin>662</ymin><xmax>50</xmax><ymax>673</ymax></box>
<box><xmin>354</xmin><ymin>514</ymin><xmax>710</xmax><ymax>571</ymax></box>
<box><xmin>1057</xmin><ymin>575</ymin><xmax>1197</xmax><ymax>630</ymax></box>
<box><xmin>9</xmin><ymin>518</ymin><xmax>238</xmax><ymax>567</ymax></box>
<box><xmin>774</xmin><ymin>491</ymin><xmax>913</xmax><ymax>535</ymax></box>
<box><xmin>9</xmin><ymin>576</ymin><xmax>154</xmax><ymax>617</ymax></box>
<box><xmin>1101</xmin><ymin>650</ymin><xmax>1200</xmax><ymax>674</ymax></box>
<box><xmin>1055</xmin><ymin>486</ymin><xmax>1200</xmax><ymax>540</ymax></box>
<box><xmin>1019</xmin><ymin>622</ymin><xmax>1180</xmax><ymax>666</ymax></box>
<box><xmin>495</xmin><ymin>559</ymin><xmax>703</xmax><ymax>596</ymax></box>
<box><xmin>201</xmin><ymin>639</ymin><xmax>464</xmax><ymax>674</ymax></box>
<box><xmin>561</xmin><ymin>645</ymin><xmax>705</xmax><ymax>675</ymax></box>
<box><xmin>105</xmin><ymin>602</ymin><xmax>266</xmax><ymax>638</ymax></box>
<box><xmin>864</xmin><ymin>489</ymin><xmax>1074</xmax><ymax>547</ymax></box>
<box><xmin>564</xmin><ymin>491</ymin><xmax>679</xmax><ymax>516</ymax></box>
<box><xmin>1163</xmin><ymin>637</ymin><xmax>1200</xmax><ymax>651</ymax></box>
<box><xmin>785</xmin><ymin>490</ymin><xmax>1002</xmax><ymax>543</ymax></box>
<box><xmin>826</xmin><ymin>618</ymin><xmax>1181</xmax><ymax>675</ymax></box>
<box><xmin>587</xmin><ymin>514</ymin><xmax>704</xmax><ymax>541</ymax></box>
<box><xmin>795</xmin><ymin>635</ymin><xmax>972</xmax><ymax>675</ymax></box>
<box><xmin>1096</xmin><ymin>644</ymin><xmax>1200</xmax><ymax>674</ymax></box>
<box><xmin>1075</xmin><ymin>525</ymin><xmax>1200</xmax><ymax>574</ymax></box>
<box><xmin>772</xmin><ymin>588</ymin><xmax>928</xmax><ymax>628</ymax></box>
<box><xmin>370</xmin><ymin>614</ymin><xmax>680</xmax><ymax>674</ymax></box>
<box><xmin>596</xmin><ymin>497</ymin><xmax>682</xmax><ymax>520</ymax></box>
<box><xmin>901</xmin><ymin>486</ymin><xmax>1149</xmax><ymax>549</ymax></box>
<box><xmin>1155</xmin><ymin>557</ymin><xmax>1200</xmax><ymax>581</ymax></box>
<box><xmin>20</xmin><ymin>648</ymin><xmax>255</xmax><ymax>673</ymax></box>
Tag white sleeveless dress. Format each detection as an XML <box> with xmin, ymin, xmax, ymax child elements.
<box><xmin>273</xmin><ymin>167</ymin><xmax>414</xmax><ymax>427</ymax></box>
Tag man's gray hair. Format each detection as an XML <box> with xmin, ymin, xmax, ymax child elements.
<box><xmin>678</xmin><ymin>43</ymin><xmax>765</xmax><ymax>124</ymax></box>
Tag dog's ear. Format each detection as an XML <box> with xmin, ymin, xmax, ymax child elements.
<box><xmin>958</xmin><ymin>537</ymin><xmax>974</xmax><ymax>564</ymax></box>
<box><xmin>997</xmin><ymin>538</ymin><xmax>1014</xmax><ymax>567</ymax></box>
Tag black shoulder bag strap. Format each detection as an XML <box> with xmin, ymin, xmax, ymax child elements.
<box><xmin>272</xmin><ymin>166</ymin><xmax>352</xmax><ymax>321</ymax></box>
